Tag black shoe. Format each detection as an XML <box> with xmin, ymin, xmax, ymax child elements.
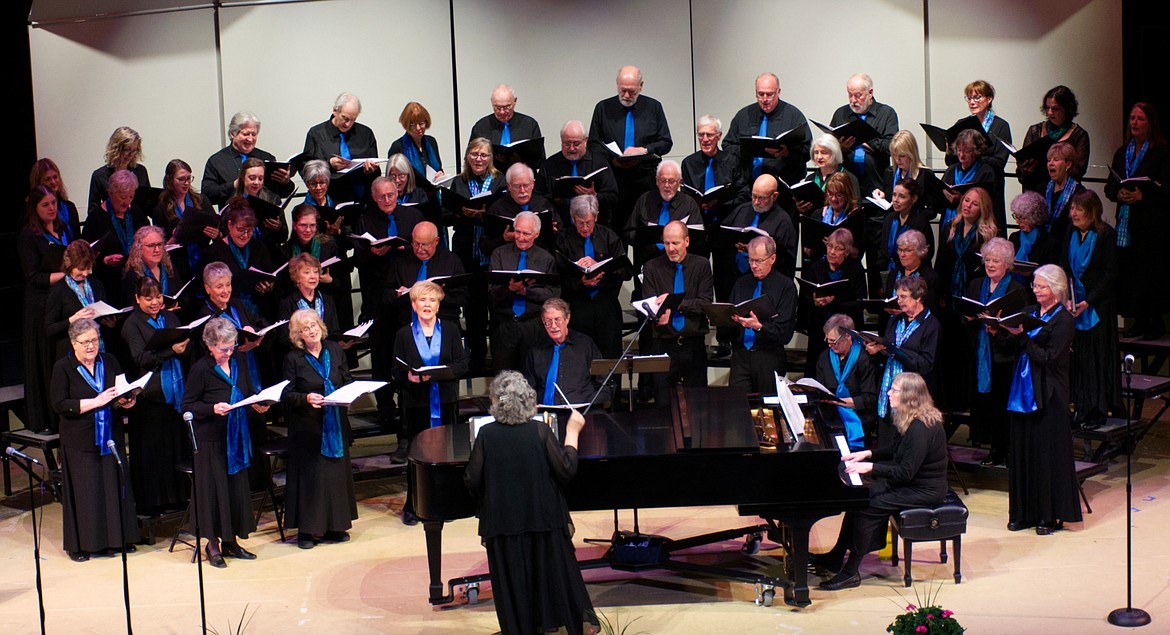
<box><xmin>980</xmin><ymin>453</ymin><xmax>1005</xmax><ymax>467</ymax></box>
<box><xmin>1036</xmin><ymin>520</ymin><xmax>1065</xmax><ymax>536</ymax></box>
<box><xmin>68</xmin><ymin>550</ymin><xmax>89</xmax><ymax>562</ymax></box>
<box><xmin>297</xmin><ymin>533</ymin><xmax>316</xmax><ymax>550</ymax></box>
<box><xmin>402</xmin><ymin>511</ymin><xmax>419</xmax><ymax>526</ymax></box>
<box><xmin>1007</xmin><ymin>520</ymin><xmax>1035</xmax><ymax>532</ymax></box>
<box><xmin>323</xmin><ymin>530</ymin><xmax>350</xmax><ymax>543</ymax></box>
<box><xmin>123</xmin><ymin>543</ymin><xmax>137</xmax><ymax>553</ymax></box>
<box><xmin>808</xmin><ymin>551</ymin><xmax>844</xmax><ymax>573</ymax></box>
<box><xmin>222</xmin><ymin>543</ymin><xmax>257</xmax><ymax>560</ymax></box>
<box><xmin>818</xmin><ymin>570</ymin><xmax>861</xmax><ymax>591</ymax></box>
<box><xmin>205</xmin><ymin>546</ymin><xmax>226</xmax><ymax>568</ymax></box>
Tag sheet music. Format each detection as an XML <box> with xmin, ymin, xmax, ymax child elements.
<box><xmin>322</xmin><ymin>380</ymin><xmax>387</xmax><ymax>406</ymax></box>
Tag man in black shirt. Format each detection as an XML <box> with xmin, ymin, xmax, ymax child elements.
<box><xmin>489</xmin><ymin>211</ymin><xmax>560</xmax><ymax>373</ymax></box>
<box><xmin>624</xmin><ymin>160</ymin><xmax>703</xmax><ymax>267</ymax></box>
<box><xmin>728</xmin><ymin>236</ymin><xmax>797</xmax><ymax>395</ymax></box>
<box><xmin>830</xmin><ymin>73</ymin><xmax>899</xmax><ymax>198</ymax></box>
<box><xmin>589</xmin><ymin>65</ymin><xmax>672</xmax><ymax>232</ymax></box>
<box><xmin>722</xmin><ymin>72</ymin><xmax>811</xmax><ymax>188</ymax></box>
<box><xmin>681</xmin><ymin>114</ymin><xmax>747</xmax><ymax>229</ymax></box>
<box><xmin>483</xmin><ymin>163</ymin><xmax>556</xmax><ymax>255</ymax></box>
<box><xmin>641</xmin><ymin>220</ymin><xmax>713</xmax><ymax>405</ymax></box>
<box><xmin>303</xmin><ymin>92</ymin><xmax>380</xmax><ymax>203</ymax></box>
<box><xmin>524</xmin><ymin>298</ymin><xmax>610</xmax><ymax>407</ymax></box>
<box><xmin>555</xmin><ymin>195</ymin><xmax>630</xmax><ymax>359</ymax></box>
<box><xmin>386</xmin><ymin>221</ymin><xmax>467</xmax><ymax>328</ymax></box>
<box><xmin>469</xmin><ymin>84</ymin><xmax>545</xmax><ymax>170</ymax></box>
<box><xmin>202</xmin><ymin>111</ymin><xmax>294</xmax><ymax>207</ymax></box>
<box><xmin>537</xmin><ymin>120</ymin><xmax>620</xmax><ymax>226</ymax></box>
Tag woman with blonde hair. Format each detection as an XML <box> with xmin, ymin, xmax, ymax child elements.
<box><xmin>122</xmin><ymin>225</ymin><xmax>180</xmax><ymax>306</ymax></box>
<box><xmin>874</xmin><ymin>131</ymin><xmax>944</xmax><ymax>214</ymax></box>
<box><xmin>813</xmin><ymin>371</ymin><xmax>947</xmax><ymax>590</ymax></box>
<box><xmin>88</xmin><ymin>126</ymin><xmax>150</xmax><ymax>212</ymax></box>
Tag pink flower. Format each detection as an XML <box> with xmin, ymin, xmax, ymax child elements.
<box><xmin>906</xmin><ymin>604</ymin><xmax>917</xmax><ymax>611</ymax></box>
<box><xmin>915</xmin><ymin>626</ymin><xmax>927</xmax><ymax>633</ymax></box>
<box><xmin>942</xmin><ymin>610</ymin><xmax>953</xmax><ymax>618</ymax></box>
<box><xmin>926</xmin><ymin>614</ymin><xmax>934</xmax><ymax>619</ymax></box>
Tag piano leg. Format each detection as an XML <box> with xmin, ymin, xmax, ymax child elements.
<box><xmin>423</xmin><ymin>520</ymin><xmax>452</xmax><ymax>605</ymax></box>
<box><xmin>779</xmin><ymin>517</ymin><xmax>815</xmax><ymax>607</ymax></box>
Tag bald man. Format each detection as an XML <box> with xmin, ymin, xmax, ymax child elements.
<box><xmin>723</xmin><ymin>72</ymin><xmax>811</xmax><ymax>189</ymax></box>
<box><xmin>469</xmin><ymin>84</ymin><xmax>545</xmax><ymax>170</ymax></box>
<box><xmin>303</xmin><ymin>91</ymin><xmax>380</xmax><ymax>202</ymax></box>
<box><xmin>537</xmin><ymin>120</ymin><xmax>620</xmax><ymax>226</ymax></box>
<box><xmin>589</xmin><ymin>65</ymin><xmax>673</xmax><ymax>232</ymax></box>
<box><xmin>386</xmin><ymin>221</ymin><xmax>467</xmax><ymax>327</ymax></box>
<box><xmin>641</xmin><ymin>220</ymin><xmax>714</xmax><ymax>405</ymax></box>
<box><xmin>830</xmin><ymin>73</ymin><xmax>899</xmax><ymax>199</ymax></box>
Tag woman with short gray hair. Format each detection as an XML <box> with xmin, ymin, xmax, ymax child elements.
<box><xmin>465</xmin><ymin>370</ymin><xmax>596</xmax><ymax>634</ymax></box>
<box><xmin>181</xmin><ymin>317</ymin><xmax>272</xmax><ymax>567</ymax></box>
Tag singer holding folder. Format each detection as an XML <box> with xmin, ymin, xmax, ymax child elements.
<box><xmin>283</xmin><ymin>309</ymin><xmax>358</xmax><ymax>549</ymax></box>
<box><xmin>51</xmin><ymin>318</ymin><xmax>140</xmax><ymax>562</ymax></box>
<box><xmin>181</xmin><ymin>317</ymin><xmax>270</xmax><ymax>567</ymax></box>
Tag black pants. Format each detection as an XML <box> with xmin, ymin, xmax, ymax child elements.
<box><xmin>651</xmin><ymin>336</ymin><xmax>708</xmax><ymax>406</ymax></box>
<box><xmin>568</xmin><ymin>295</ymin><xmax>624</xmax><ymax>360</ymax></box>
<box><xmin>491</xmin><ymin>317</ymin><xmax>541</xmax><ymax>374</ymax></box>
<box><xmin>729</xmin><ymin>346</ymin><xmax>785</xmax><ymax>395</ymax></box>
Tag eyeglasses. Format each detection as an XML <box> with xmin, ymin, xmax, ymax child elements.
<box><xmin>542</xmin><ymin>316</ymin><xmax>567</xmax><ymax>327</ymax></box>
<box><xmin>747</xmin><ymin>256</ymin><xmax>772</xmax><ymax>265</ymax></box>
<box><xmin>142</xmin><ymin>242</ymin><xmax>165</xmax><ymax>249</ymax></box>
<box><xmin>74</xmin><ymin>337</ymin><xmax>100</xmax><ymax>348</ymax></box>
<box><xmin>214</xmin><ymin>344</ymin><xmax>238</xmax><ymax>354</ymax></box>
<box><xmin>964</xmin><ymin>94</ymin><xmax>986</xmax><ymax>103</ymax></box>
<box><xmin>468</xmin><ymin>152</ymin><xmax>491</xmax><ymax>160</ymax></box>
<box><xmin>824</xmin><ymin>334</ymin><xmax>841</xmax><ymax>346</ymax></box>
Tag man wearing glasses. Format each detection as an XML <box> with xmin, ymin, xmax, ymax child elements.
<box><xmin>537</xmin><ymin>120</ymin><xmax>620</xmax><ymax>226</ymax></box>
<box><xmin>469</xmin><ymin>84</ymin><xmax>545</xmax><ymax>170</ymax></box>
<box><xmin>524</xmin><ymin>298</ymin><xmax>610</xmax><ymax>408</ymax></box>
<box><xmin>727</xmin><ymin>236</ymin><xmax>796</xmax><ymax>396</ymax></box>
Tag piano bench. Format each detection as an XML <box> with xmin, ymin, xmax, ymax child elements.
<box><xmin>889</xmin><ymin>489</ymin><xmax>968</xmax><ymax>587</ymax></box>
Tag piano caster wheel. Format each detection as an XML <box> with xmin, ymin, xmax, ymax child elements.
<box><xmin>742</xmin><ymin>535</ymin><xmax>762</xmax><ymax>555</ymax></box>
<box><xmin>757</xmin><ymin>586</ymin><xmax>775</xmax><ymax>607</ymax></box>
<box><xmin>465</xmin><ymin>583</ymin><xmax>480</xmax><ymax>605</ymax></box>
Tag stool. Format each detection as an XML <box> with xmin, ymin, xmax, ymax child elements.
<box><xmin>254</xmin><ymin>438</ymin><xmax>288</xmax><ymax>542</ymax></box>
<box><xmin>890</xmin><ymin>489</ymin><xmax>968</xmax><ymax>587</ymax></box>
<box><xmin>167</xmin><ymin>460</ymin><xmax>199</xmax><ymax>562</ymax></box>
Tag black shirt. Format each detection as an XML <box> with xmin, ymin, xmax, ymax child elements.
<box><xmin>588</xmin><ymin>95</ymin><xmax>673</xmax><ymax>157</ymax></box>
<box><xmin>536</xmin><ymin>149</ymin><xmax>620</xmax><ymax>220</ymax></box>
<box><xmin>721</xmin><ymin>202</ymin><xmax>797</xmax><ymax>278</ymax></box>
<box><xmin>202</xmin><ymin>145</ymin><xmax>294</xmax><ymax>207</ymax></box>
<box><xmin>728</xmin><ymin>269</ymin><xmax>796</xmax><ymax>352</ymax></box>
<box><xmin>302</xmin><ymin>118</ymin><xmax>380</xmax><ymax>202</ymax></box>
<box><xmin>524</xmin><ymin>330</ymin><xmax>610</xmax><ymax>405</ymax></box>
<box><xmin>642</xmin><ymin>252</ymin><xmax>714</xmax><ymax>338</ymax></box>
<box><xmin>723</xmin><ymin>100</ymin><xmax>811</xmax><ymax>186</ymax></box>
<box><xmin>488</xmin><ymin>243</ymin><xmax>559</xmax><ymax>319</ymax></box>
<box><xmin>830</xmin><ymin>100</ymin><xmax>900</xmax><ymax>195</ymax></box>
<box><xmin>555</xmin><ymin>224</ymin><xmax>630</xmax><ymax>302</ymax></box>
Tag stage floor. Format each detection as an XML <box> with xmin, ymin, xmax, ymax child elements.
<box><xmin>3</xmin><ymin>421</ymin><xmax>1169</xmax><ymax>634</ymax></box>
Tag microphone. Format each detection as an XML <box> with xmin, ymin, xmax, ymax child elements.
<box><xmin>183</xmin><ymin>411</ymin><xmax>198</xmax><ymax>453</ymax></box>
<box><xmin>106</xmin><ymin>440</ymin><xmax>123</xmax><ymax>467</ymax></box>
<box><xmin>1124</xmin><ymin>354</ymin><xmax>1135</xmax><ymax>374</ymax></box>
<box><xmin>5</xmin><ymin>446</ymin><xmax>42</xmax><ymax>465</ymax></box>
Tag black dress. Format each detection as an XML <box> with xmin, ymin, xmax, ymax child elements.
<box><xmin>180</xmin><ymin>354</ymin><xmax>260</xmax><ymax>542</ymax></box>
<box><xmin>799</xmin><ymin>256</ymin><xmax>867</xmax><ymax>377</ymax></box>
<box><xmin>45</xmin><ymin>277</ymin><xmax>109</xmax><ymax>361</ymax></box>
<box><xmin>281</xmin><ymin>340</ymin><xmax>357</xmax><ymax>536</ymax></box>
<box><xmin>391</xmin><ymin>319</ymin><xmax>470</xmax><ymax>440</ymax></box>
<box><xmin>18</xmin><ymin>229</ymin><xmax>62</xmax><ymax>432</ymax></box>
<box><xmin>1105</xmin><ymin>141</ymin><xmax>1170</xmax><ymax>323</ymax></box>
<box><xmin>465</xmin><ymin>420</ymin><xmax>595</xmax><ymax>635</ymax></box>
<box><xmin>963</xmin><ymin>275</ymin><xmax>1027</xmax><ymax>452</ymax></box>
<box><xmin>51</xmin><ymin>353</ymin><xmax>141</xmax><ymax>553</ymax></box>
<box><xmin>121</xmin><ymin>308</ymin><xmax>190</xmax><ymax>513</ymax></box>
<box><xmin>994</xmin><ymin>306</ymin><xmax>1083</xmax><ymax>527</ymax></box>
<box><xmin>1059</xmin><ymin>223</ymin><xmax>1121</xmax><ymax>422</ymax></box>
<box><xmin>934</xmin><ymin>223</ymin><xmax>988</xmax><ymax>412</ymax></box>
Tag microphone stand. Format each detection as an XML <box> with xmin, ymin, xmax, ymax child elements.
<box><xmin>8</xmin><ymin>453</ymin><xmax>47</xmax><ymax>634</ymax></box>
<box><xmin>184</xmin><ymin>413</ymin><xmax>207</xmax><ymax>635</ymax></box>
<box><xmin>1107</xmin><ymin>359</ymin><xmax>1151</xmax><ymax>627</ymax></box>
<box><xmin>107</xmin><ymin>439</ymin><xmax>133</xmax><ymax>635</ymax></box>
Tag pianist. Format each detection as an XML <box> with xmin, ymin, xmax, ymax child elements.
<box><xmin>812</xmin><ymin>371</ymin><xmax>947</xmax><ymax>590</ymax></box>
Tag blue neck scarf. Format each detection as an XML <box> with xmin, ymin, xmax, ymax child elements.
<box><xmin>943</xmin><ymin>161</ymin><xmax>981</xmax><ymax>226</ymax></box>
<box><xmin>468</xmin><ymin>175</ymin><xmax>492</xmax><ymax>266</ymax></box>
<box><xmin>1116</xmin><ymin>140</ymin><xmax>1149</xmax><ymax>248</ymax></box>
<box><xmin>878</xmin><ymin>310</ymin><xmax>929</xmax><ymax>417</ymax></box>
<box><xmin>44</xmin><ymin>228</ymin><xmax>68</xmax><ymax>246</ymax></box>
<box><xmin>1067</xmin><ymin>229</ymin><xmax>1100</xmax><ymax>330</ymax></box>
<box><xmin>65</xmin><ymin>276</ymin><xmax>95</xmax><ymax>307</ymax></box>
<box><xmin>107</xmin><ymin>202</ymin><xmax>135</xmax><ymax>255</ymax></box>
<box><xmin>975</xmin><ymin>277</ymin><xmax>1010</xmax><ymax>393</ymax></box>
<box><xmin>212</xmin><ymin>358</ymin><xmax>252</xmax><ymax>474</ymax></box>
<box><xmin>57</xmin><ymin>202</ymin><xmax>74</xmax><ymax>242</ymax></box>
<box><xmin>144</xmin><ymin>265</ymin><xmax>170</xmax><ymax>296</ymax></box>
<box><xmin>949</xmin><ymin>223</ymin><xmax>978</xmax><ymax>297</ymax></box>
<box><xmin>209</xmin><ymin>302</ymin><xmax>262</xmax><ymax>390</ymax></box>
<box><xmin>304</xmin><ymin>347</ymin><xmax>344</xmax><ymax>458</ymax></box>
<box><xmin>401</xmin><ymin>133</ymin><xmax>441</xmax><ymax>173</ymax></box>
<box><xmin>291</xmin><ymin>236</ymin><xmax>321</xmax><ymax>260</ymax></box>
<box><xmin>297</xmin><ymin>291</ymin><xmax>325</xmax><ymax>320</ymax></box>
<box><xmin>886</xmin><ymin>216</ymin><xmax>905</xmax><ymax>271</ymax></box>
<box><xmin>148</xmin><ymin>313</ymin><xmax>185</xmax><ymax>411</ymax></box>
<box><xmin>1015</xmin><ymin>228</ymin><xmax>1038</xmax><ymax>261</ymax></box>
<box><xmin>76</xmin><ymin>354</ymin><xmax>112</xmax><ymax>455</ymax></box>
<box><xmin>1007</xmin><ymin>304</ymin><xmax>1062</xmax><ymax>413</ymax></box>
<box><xmin>821</xmin><ymin>206</ymin><xmax>847</xmax><ymax>225</ymax></box>
<box><xmin>1044</xmin><ymin>178</ymin><xmax>1077</xmax><ymax>232</ymax></box>
<box><xmin>412</xmin><ymin>319</ymin><xmax>444</xmax><ymax>426</ymax></box>
<box><xmin>831</xmin><ymin>341</ymin><xmax>865</xmax><ymax>448</ymax></box>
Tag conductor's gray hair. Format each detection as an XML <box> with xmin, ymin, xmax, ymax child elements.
<box><xmin>489</xmin><ymin>370</ymin><xmax>538</xmax><ymax>425</ymax></box>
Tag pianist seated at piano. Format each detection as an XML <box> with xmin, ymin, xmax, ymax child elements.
<box><xmin>815</xmin><ymin>314</ymin><xmax>878</xmax><ymax>450</ymax></box>
<box><xmin>524</xmin><ymin>298</ymin><xmax>611</xmax><ymax>408</ymax></box>
<box><xmin>812</xmin><ymin>371</ymin><xmax>947</xmax><ymax>590</ymax></box>
<box><xmin>464</xmin><ymin>371</ymin><xmax>597</xmax><ymax>635</ymax></box>
<box><xmin>728</xmin><ymin>235</ymin><xmax>796</xmax><ymax>396</ymax></box>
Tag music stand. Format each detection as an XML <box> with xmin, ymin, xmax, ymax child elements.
<box><xmin>590</xmin><ymin>356</ymin><xmax>671</xmax><ymax>412</ymax></box>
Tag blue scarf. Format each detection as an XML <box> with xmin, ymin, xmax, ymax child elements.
<box><xmin>297</xmin><ymin>292</ymin><xmax>325</xmax><ymax>320</ymax></box>
<box><xmin>401</xmin><ymin>133</ymin><xmax>441</xmax><ymax>174</ymax></box>
<box><xmin>304</xmin><ymin>348</ymin><xmax>344</xmax><ymax>458</ymax></box>
<box><xmin>144</xmin><ymin>265</ymin><xmax>170</xmax><ymax>296</ymax></box>
<box><xmin>106</xmin><ymin>201</ymin><xmax>135</xmax><ymax>255</ymax></box>
<box><xmin>886</xmin><ymin>216</ymin><xmax>904</xmax><ymax>271</ymax></box>
<box><xmin>65</xmin><ymin>276</ymin><xmax>94</xmax><ymax>306</ymax></box>
<box><xmin>76</xmin><ymin>354</ymin><xmax>112</xmax><ymax>455</ymax></box>
<box><xmin>1015</xmin><ymin>228</ymin><xmax>1038</xmax><ymax>261</ymax></box>
<box><xmin>821</xmin><ymin>206</ymin><xmax>847</xmax><ymax>225</ymax></box>
<box><xmin>209</xmin><ymin>302</ymin><xmax>262</xmax><ymax>390</ymax></box>
<box><xmin>1007</xmin><ymin>305</ymin><xmax>1062</xmax><ymax>413</ymax></box>
<box><xmin>212</xmin><ymin>358</ymin><xmax>252</xmax><ymax>475</ymax></box>
<box><xmin>949</xmin><ymin>223</ymin><xmax>978</xmax><ymax>298</ymax></box>
<box><xmin>975</xmin><ymin>277</ymin><xmax>1010</xmax><ymax>393</ymax></box>
<box><xmin>1116</xmin><ymin>140</ymin><xmax>1148</xmax><ymax>248</ymax></box>
<box><xmin>943</xmin><ymin>161</ymin><xmax>981</xmax><ymax>226</ymax></box>
<box><xmin>877</xmin><ymin>310</ymin><xmax>929</xmax><ymax>417</ymax></box>
<box><xmin>1067</xmin><ymin>229</ymin><xmax>1100</xmax><ymax>330</ymax></box>
<box><xmin>831</xmin><ymin>341</ymin><xmax>865</xmax><ymax>449</ymax></box>
<box><xmin>412</xmin><ymin>319</ymin><xmax>444</xmax><ymax>427</ymax></box>
<box><xmin>291</xmin><ymin>237</ymin><xmax>321</xmax><ymax>260</ymax></box>
<box><xmin>148</xmin><ymin>313</ymin><xmax>185</xmax><ymax>412</ymax></box>
<box><xmin>44</xmin><ymin>229</ymin><xmax>68</xmax><ymax>246</ymax></box>
<box><xmin>1044</xmin><ymin>178</ymin><xmax>1077</xmax><ymax>232</ymax></box>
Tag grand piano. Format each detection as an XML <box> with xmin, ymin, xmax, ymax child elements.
<box><xmin>409</xmin><ymin>386</ymin><xmax>869</xmax><ymax>607</ymax></box>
